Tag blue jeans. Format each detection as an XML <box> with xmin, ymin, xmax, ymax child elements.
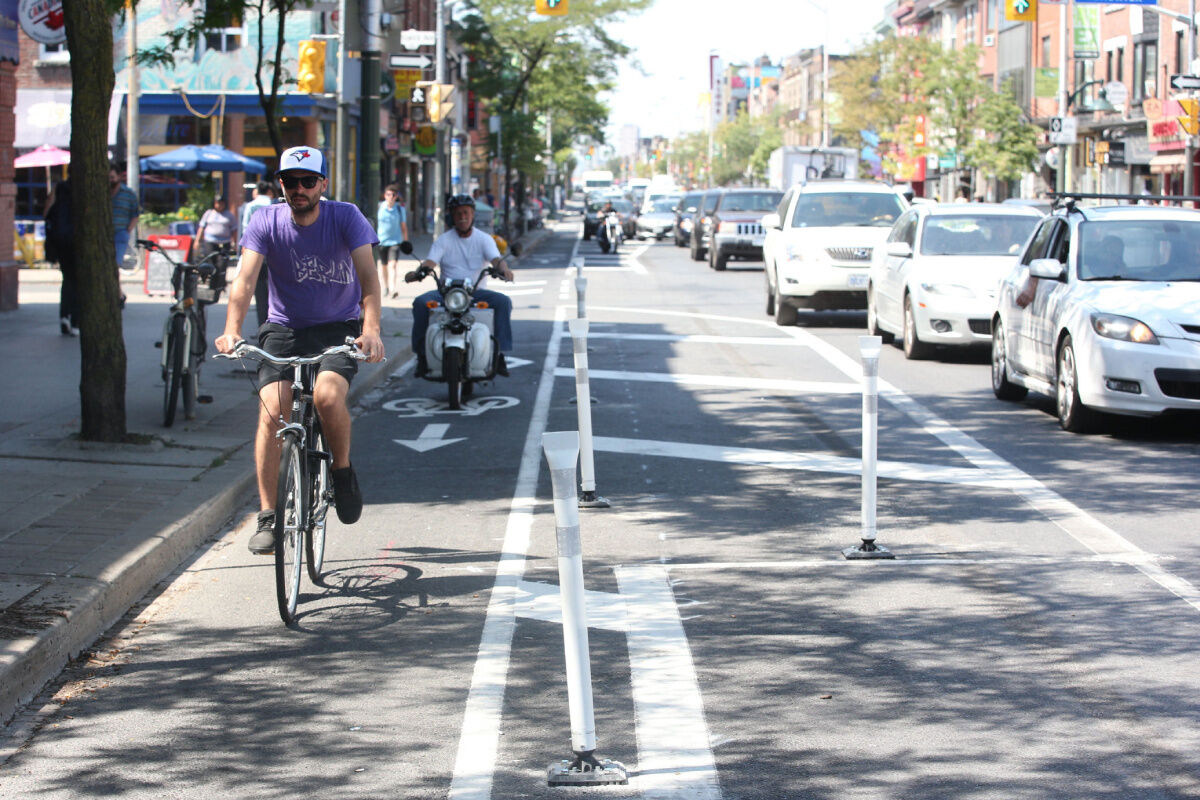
<box><xmin>411</xmin><ymin>288</ymin><xmax>513</xmax><ymax>357</ymax></box>
<box><xmin>114</xmin><ymin>230</ymin><xmax>131</xmax><ymax>271</ymax></box>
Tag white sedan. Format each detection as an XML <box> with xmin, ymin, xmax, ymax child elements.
<box><xmin>991</xmin><ymin>202</ymin><xmax>1200</xmax><ymax>432</ymax></box>
<box><xmin>867</xmin><ymin>203</ymin><xmax>1042</xmax><ymax>359</ymax></box>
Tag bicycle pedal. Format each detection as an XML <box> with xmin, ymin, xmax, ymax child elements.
<box><xmin>197</xmin><ymin>394</ymin><xmax>215</xmax><ymax>404</ymax></box>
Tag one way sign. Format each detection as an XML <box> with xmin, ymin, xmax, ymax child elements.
<box><xmin>1170</xmin><ymin>74</ymin><xmax>1200</xmax><ymax>91</ymax></box>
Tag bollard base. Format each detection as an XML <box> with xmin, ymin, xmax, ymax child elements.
<box><xmin>843</xmin><ymin>541</ymin><xmax>895</xmax><ymax>560</ymax></box>
<box><xmin>547</xmin><ymin>751</ymin><xmax>629</xmax><ymax>786</ymax></box>
<box><xmin>579</xmin><ymin>490</ymin><xmax>611</xmax><ymax>509</ymax></box>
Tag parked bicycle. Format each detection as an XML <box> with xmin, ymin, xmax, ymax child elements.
<box><xmin>215</xmin><ymin>338</ymin><xmax>370</xmax><ymax>625</ymax></box>
<box><xmin>137</xmin><ymin>239</ymin><xmax>233</xmax><ymax>427</ymax></box>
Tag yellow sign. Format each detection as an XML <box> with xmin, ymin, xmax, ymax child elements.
<box><xmin>1005</xmin><ymin>0</ymin><xmax>1036</xmax><ymax>23</ymax></box>
<box><xmin>535</xmin><ymin>0</ymin><xmax>568</xmax><ymax>15</ymax></box>
<box><xmin>394</xmin><ymin>69</ymin><xmax>422</xmax><ymax>98</ymax></box>
<box><xmin>1178</xmin><ymin>98</ymin><xmax>1199</xmax><ymax>136</ymax></box>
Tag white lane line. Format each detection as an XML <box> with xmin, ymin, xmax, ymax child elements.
<box><xmin>617</xmin><ymin>564</ymin><xmax>722</xmax><ymax>800</ymax></box>
<box><xmin>593</xmin><ymin>436</ymin><xmax>1003</xmax><ymax>488</ymax></box>
<box><xmin>448</xmin><ymin>307</ymin><xmax>564</xmax><ymax>800</ymax></box>
<box><xmin>494</xmin><ymin>288</ymin><xmax>544</xmax><ymax>297</ymax></box>
<box><xmin>586</xmin><ymin>332</ymin><xmax>805</xmax><ymax>347</ymax></box>
<box><xmin>553</xmin><ymin>366</ymin><xmax>860</xmax><ymax>395</ymax></box>
<box><xmin>664</xmin><ymin>554</ymin><xmax>1166</xmax><ymax>570</ymax></box>
<box><xmin>629</xmin><ymin>244</ymin><xmax>650</xmax><ymax>274</ymax></box>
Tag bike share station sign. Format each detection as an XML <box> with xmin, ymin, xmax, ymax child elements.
<box><xmin>143</xmin><ymin>235</ymin><xmax>193</xmax><ymax>295</ymax></box>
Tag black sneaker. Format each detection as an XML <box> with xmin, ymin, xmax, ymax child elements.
<box><xmin>495</xmin><ymin>353</ymin><xmax>509</xmax><ymax>376</ymax></box>
<box><xmin>415</xmin><ymin>355</ymin><xmax>429</xmax><ymax>378</ymax></box>
<box><xmin>331</xmin><ymin>465</ymin><xmax>362</xmax><ymax>524</ymax></box>
<box><xmin>249</xmin><ymin>510</ymin><xmax>276</xmax><ymax>554</ymax></box>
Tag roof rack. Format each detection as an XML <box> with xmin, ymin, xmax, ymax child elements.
<box><xmin>1048</xmin><ymin>191</ymin><xmax>1200</xmax><ymax>208</ymax></box>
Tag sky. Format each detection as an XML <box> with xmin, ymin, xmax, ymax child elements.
<box><xmin>603</xmin><ymin>0</ymin><xmax>890</xmax><ymax>142</ymax></box>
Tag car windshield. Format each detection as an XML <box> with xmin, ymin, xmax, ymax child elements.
<box><xmin>792</xmin><ymin>192</ymin><xmax>905</xmax><ymax>227</ymax></box>
<box><xmin>720</xmin><ymin>192</ymin><xmax>783</xmax><ymax>212</ymax></box>
<box><xmin>919</xmin><ymin>215</ymin><xmax>1039</xmax><ymax>256</ymax></box>
<box><xmin>1078</xmin><ymin>219</ymin><xmax>1200</xmax><ymax>281</ymax></box>
<box><xmin>649</xmin><ymin>199</ymin><xmax>677</xmax><ymax>213</ymax></box>
<box><xmin>679</xmin><ymin>194</ymin><xmax>702</xmax><ymax>212</ymax></box>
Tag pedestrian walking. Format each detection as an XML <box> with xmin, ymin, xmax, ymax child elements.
<box><xmin>376</xmin><ymin>184</ymin><xmax>408</xmax><ymax>298</ymax></box>
<box><xmin>44</xmin><ymin>179</ymin><xmax>78</xmax><ymax>336</ymax></box>
<box><xmin>195</xmin><ymin>196</ymin><xmax>238</xmax><ymax>263</ymax></box>
<box><xmin>110</xmin><ymin>163</ymin><xmax>140</xmax><ymax>308</ymax></box>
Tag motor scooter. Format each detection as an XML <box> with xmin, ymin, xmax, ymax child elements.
<box><xmin>401</xmin><ymin>241</ymin><xmax>518</xmax><ymax>410</ymax></box>
<box><xmin>598</xmin><ymin>209</ymin><xmax>622</xmax><ymax>254</ymax></box>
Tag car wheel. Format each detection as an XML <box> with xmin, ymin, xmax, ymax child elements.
<box><xmin>690</xmin><ymin>237</ymin><xmax>703</xmax><ymax>262</ymax></box>
<box><xmin>774</xmin><ymin>296</ymin><xmax>798</xmax><ymax>327</ymax></box>
<box><xmin>990</xmin><ymin>319</ymin><xmax>1027</xmax><ymax>401</ymax></box>
<box><xmin>711</xmin><ymin>247</ymin><xmax>728</xmax><ymax>271</ymax></box>
<box><xmin>765</xmin><ymin>267</ymin><xmax>776</xmax><ymax>316</ymax></box>
<box><xmin>1056</xmin><ymin>335</ymin><xmax>1101</xmax><ymax>433</ymax></box>
<box><xmin>902</xmin><ymin>295</ymin><xmax>934</xmax><ymax>360</ymax></box>
<box><xmin>583</xmin><ymin>229</ymin><xmax>591</xmax><ymax>241</ymax></box>
<box><xmin>866</xmin><ymin>286</ymin><xmax>894</xmax><ymax>344</ymax></box>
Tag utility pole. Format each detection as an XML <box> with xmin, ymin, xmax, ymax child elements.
<box><xmin>335</xmin><ymin>0</ymin><xmax>348</xmax><ymax>201</ymax></box>
<box><xmin>126</xmin><ymin>0</ymin><xmax>138</xmax><ymax>196</ymax></box>
<box><xmin>1186</xmin><ymin>0</ymin><xmax>1197</xmax><ymax>196</ymax></box>
<box><xmin>433</xmin><ymin>0</ymin><xmax>447</xmax><ymax>236</ymax></box>
<box><xmin>1056</xmin><ymin>0</ymin><xmax>1069</xmax><ymax>193</ymax></box>
<box><xmin>361</xmin><ymin>0</ymin><xmax>382</xmax><ymax>225</ymax></box>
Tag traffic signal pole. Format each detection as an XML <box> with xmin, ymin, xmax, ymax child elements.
<box><xmin>433</xmin><ymin>0</ymin><xmax>448</xmax><ymax>237</ymax></box>
<box><xmin>361</xmin><ymin>0</ymin><xmax>382</xmax><ymax>226</ymax></box>
<box><xmin>1056</xmin><ymin>0</ymin><xmax>1068</xmax><ymax>194</ymax></box>
<box><xmin>1186</xmin><ymin>0</ymin><xmax>1196</xmax><ymax>197</ymax></box>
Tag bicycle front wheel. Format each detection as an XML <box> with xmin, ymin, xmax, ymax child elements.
<box><xmin>162</xmin><ymin>314</ymin><xmax>185</xmax><ymax>427</ymax></box>
<box><xmin>306</xmin><ymin>422</ymin><xmax>331</xmax><ymax>583</ymax></box>
<box><xmin>274</xmin><ymin>437</ymin><xmax>306</xmax><ymax>625</ymax></box>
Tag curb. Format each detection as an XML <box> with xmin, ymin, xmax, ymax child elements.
<box><xmin>0</xmin><ymin>344</ymin><xmax>412</xmax><ymax>726</ymax></box>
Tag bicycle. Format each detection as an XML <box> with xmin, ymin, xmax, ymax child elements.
<box><xmin>137</xmin><ymin>239</ymin><xmax>233</xmax><ymax>427</ymax></box>
<box><xmin>215</xmin><ymin>338</ymin><xmax>370</xmax><ymax>625</ymax></box>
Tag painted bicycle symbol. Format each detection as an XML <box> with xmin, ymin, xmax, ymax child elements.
<box><xmin>382</xmin><ymin>395</ymin><xmax>520</xmax><ymax>418</ymax></box>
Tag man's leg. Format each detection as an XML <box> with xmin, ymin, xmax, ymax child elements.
<box><xmin>411</xmin><ymin>290</ymin><xmax>438</xmax><ymax>372</ymax></box>
<box><xmin>249</xmin><ymin>379</ymin><xmax>290</xmax><ymax>553</ymax></box>
<box><xmin>313</xmin><ymin>370</ymin><xmax>362</xmax><ymax>524</ymax></box>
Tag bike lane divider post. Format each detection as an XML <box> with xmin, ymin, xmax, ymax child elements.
<box><xmin>844</xmin><ymin>335</ymin><xmax>894</xmax><ymax>559</ymax></box>
<box><xmin>541</xmin><ymin>431</ymin><xmax>629</xmax><ymax>787</ymax></box>
<box><xmin>568</xmin><ymin>318</ymin><xmax>610</xmax><ymax>508</ymax></box>
<box><xmin>575</xmin><ymin>276</ymin><xmax>587</xmax><ymax>319</ymax></box>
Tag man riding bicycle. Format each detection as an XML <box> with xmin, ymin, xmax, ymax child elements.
<box><xmin>215</xmin><ymin>146</ymin><xmax>385</xmax><ymax>554</ymax></box>
<box><xmin>409</xmin><ymin>193</ymin><xmax>515</xmax><ymax>376</ymax></box>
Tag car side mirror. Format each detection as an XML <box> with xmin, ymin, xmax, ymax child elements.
<box><xmin>1028</xmin><ymin>257</ymin><xmax>1066</xmax><ymax>281</ymax></box>
<box><xmin>886</xmin><ymin>241</ymin><xmax>913</xmax><ymax>258</ymax></box>
<box><xmin>761</xmin><ymin>213</ymin><xmax>781</xmax><ymax>230</ymax></box>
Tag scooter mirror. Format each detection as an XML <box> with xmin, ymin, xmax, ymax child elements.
<box><xmin>509</xmin><ymin>242</ymin><xmax>523</xmax><ymax>257</ymax></box>
<box><xmin>399</xmin><ymin>240</ymin><xmax>414</xmax><ymax>255</ymax></box>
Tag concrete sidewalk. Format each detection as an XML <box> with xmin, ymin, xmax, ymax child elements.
<box><xmin>0</xmin><ymin>225</ymin><xmax>551</xmax><ymax>725</ymax></box>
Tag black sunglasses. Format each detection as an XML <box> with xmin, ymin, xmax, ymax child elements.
<box><xmin>280</xmin><ymin>174</ymin><xmax>321</xmax><ymax>189</ymax></box>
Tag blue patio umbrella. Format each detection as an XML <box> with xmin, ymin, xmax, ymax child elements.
<box><xmin>140</xmin><ymin>144</ymin><xmax>267</xmax><ymax>174</ymax></box>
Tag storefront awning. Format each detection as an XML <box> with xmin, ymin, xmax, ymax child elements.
<box><xmin>1149</xmin><ymin>153</ymin><xmax>1187</xmax><ymax>174</ymax></box>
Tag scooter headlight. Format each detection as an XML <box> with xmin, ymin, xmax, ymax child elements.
<box><xmin>444</xmin><ymin>287</ymin><xmax>470</xmax><ymax>314</ymax></box>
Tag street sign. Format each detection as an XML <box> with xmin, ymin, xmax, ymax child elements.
<box><xmin>1170</xmin><ymin>74</ymin><xmax>1200</xmax><ymax>91</ymax></box>
<box><xmin>1104</xmin><ymin>80</ymin><xmax>1128</xmax><ymax>107</ymax></box>
<box><xmin>1005</xmin><ymin>0</ymin><xmax>1036</xmax><ymax>22</ymax></box>
<box><xmin>1049</xmin><ymin>116</ymin><xmax>1077</xmax><ymax>144</ymax></box>
<box><xmin>400</xmin><ymin>29</ymin><xmax>436</xmax><ymax>50</ymax></box>
<box><xmin>390</xmin><ymin>53</ymin><xmax>432</xmax><ymax>70</ymax></box>
<box><xmin>1178</xmin><ymin>98</ymin><xmax>1199</xmax><ymax>136</ymax></box>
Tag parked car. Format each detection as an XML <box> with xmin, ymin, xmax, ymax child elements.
<box><xmin>689</xmin><ymin>189</ymin><xmax>724</xmax><ymax>262</ymax></box>
<box><xmin>762</xmin><ymin>180</ymin><xmax>907</xmax><ymax>325</ymax></box>
<box><xmin>636</xmin><ymin>197</ymin><xmax>680</xmax><ymax>240</ymax></box>
<box><xmin>867</xmin><ymin>203</ymin><xmax>1042</xmax><ymax>359</ymax></box>
<box><xmin>705</xmin><ymin>188</ymin><xmax>785</xmax><ymax>271</ymax></box>
<box><xmin>991</xmin><ymin>201</ymin><xmax>1200</xmax><ymax>431</ymax></box>
<box><xmin>674</xmin><ymin>191</ymin><xmax>704</xmax><ymax>248</ymax></box>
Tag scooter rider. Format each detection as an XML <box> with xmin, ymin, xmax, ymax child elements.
<box><xmin>597</xmin><ymin>199</ymin><xmax>617</xmax><ymax>246</ymax></box>
<box><xmin>409</xmin><ymin>194</ymin><xmax>515</xmax><ymax>376</ymax></box>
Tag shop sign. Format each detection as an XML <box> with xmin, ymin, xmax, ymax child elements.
<box><xmin>1146</xmin><ymin>98</ymin><xmax>1189</xmax><ymax>151</ymax></box>
<box><xmin>18</xmin><ymin>0</ymin><xmax>64</xmax><ymax>45</ymax></box>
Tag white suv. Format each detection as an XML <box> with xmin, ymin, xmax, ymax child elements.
<box><xmin>762</xmin><ymin>180</ymin><xmax>907</xmax><ymax>325</ymax></box>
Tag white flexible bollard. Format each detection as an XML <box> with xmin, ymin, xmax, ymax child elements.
<box><xmin>575</xmin><ymin>276</ymin><xmax>587</xmax><ymax>319</ymax></box>
<box><xmin>542</xmin><ymin>431</ymin><xmax>628</xmax><ymax>787</ymax></box>
<box><xmin>568</xmin><ymin>318</ymin><xmax>610</xmax><ymax>508</ymax></box>
<box><xmin>844</xmin><ymin>335</ymin><xmax>894</xmax><ymax>559</ymax></box>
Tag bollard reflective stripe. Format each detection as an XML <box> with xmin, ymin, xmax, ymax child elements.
<box><xmin>575</xmin><ymin>277</ymin><xmax>587</xmax><ymax>319</ymax></box>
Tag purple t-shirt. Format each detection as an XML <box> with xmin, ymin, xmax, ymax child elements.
<box><xmin>242</xmin><ymin>200</ymin><xmax>379</xmax><ymax>328</ymax></box>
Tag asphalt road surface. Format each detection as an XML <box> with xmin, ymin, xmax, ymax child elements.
<box><xmin>4</xmin><ymin>220</ymin><xmax>1200</xmax><ymax>799</ymax></box>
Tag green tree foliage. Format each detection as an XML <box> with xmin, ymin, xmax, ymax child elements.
<box><xmin>710</xmin><ymin>109</ymin><xmax>782</xmax><ymax>186</ymax></box>
<box><xmin>65</xmin><ymin>0</ymin><xmax>127</xmax><ymax>441</ymax></box>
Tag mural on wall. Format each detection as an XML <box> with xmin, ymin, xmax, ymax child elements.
<box><xmin>113</xmin><ymin>2</ymin><xmax>322</xmax><ymax>95</ymax></box>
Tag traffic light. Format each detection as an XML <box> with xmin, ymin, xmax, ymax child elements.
<box><xmin>297</xmin><ymin>40</ymin><xmax>325</xmax><ymax>94</ymax></box>
<box><xmin>426</xmin><ymin>83</ymin><xmax>456</xmax><ymax>124</ymax></box>
<box><xmin>466</xmin><ymin>90</ymin><xmax>477</xmax><ymax>129</ymax></box>
<box><xmin>535</xmin><ymin>0</ymin><xmax>568</xmax><ymax>15</ymax></box>
<box><xmin>1179</xmin><ymin>98</ymin><xmax>1200</xmax><ymax>135</ymax></box>
<box><xmin>913</xmin><ymin>114</ymin><xmax>927</xmax><ymax>147</ymax></box>
<box><xmin>1005</xmin><ymin>0</ymin><xmax>1036</xmax><ymax>23</ymax></box>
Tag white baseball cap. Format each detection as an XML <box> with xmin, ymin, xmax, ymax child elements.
<box><xmin>276</xmin><ymin>146</ymin><xmax>326</xmax><ymax>177</ymax></box>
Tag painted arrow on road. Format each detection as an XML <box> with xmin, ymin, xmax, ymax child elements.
<box><xmin>394</xmin><ymin>423</ymin><xmax>465</xmax><ymax>452</ymax></box>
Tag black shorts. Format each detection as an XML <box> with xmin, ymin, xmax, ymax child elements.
<box><xmin>255</xmin><ymin>320</ymin><xmax>361</xmax><ymax>391</ymax></box>
<box><xmin>376</xmin><ymin>244</ymin><xmax>402</xmax><ymax>263</ymax></box>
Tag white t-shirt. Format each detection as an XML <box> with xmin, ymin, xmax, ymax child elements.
<box><xmin>428</xmin><ymin>227</ymin><xmax>501</xmax><ymax>287</ymax></box>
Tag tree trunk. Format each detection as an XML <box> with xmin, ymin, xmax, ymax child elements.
<box><xmin>66</xmin><ymin>0</ymin><xmax>126</xmax><ymax>441</ymax></box>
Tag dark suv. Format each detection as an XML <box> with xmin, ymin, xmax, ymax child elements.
<box><xmin>705</xmin><ymin>188</ymin><xmax>784</xmax><ymax>271</ymax></box>
<box><xmin>674</xmin><ymin>191</ymin><xmax>704</xmax><ymax>248</ymax></box>
<box><xmin>688</xmin><ymin>189</ymin><xmax>724</xmax><ymax>262</ymax></box>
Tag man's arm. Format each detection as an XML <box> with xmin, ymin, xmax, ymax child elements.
<box><xmin>490</xmin><ymin>256</ymin><xmax>514</xmax><ymax>282</ymax></box>
<box><xmin>215</xmin><ymin>249</ymin><xmax>264</xmax><ymax>353</ymax></box>
<box><xmin>350</xmin><ymin>242</ymin><xmax>386</xmax><ymax>363</ymax></box>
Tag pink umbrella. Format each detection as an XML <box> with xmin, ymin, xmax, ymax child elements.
<box><xmin>14</xmin><ymin>144</ymin><xmax>70</xmax><ymax>168</ymax></box>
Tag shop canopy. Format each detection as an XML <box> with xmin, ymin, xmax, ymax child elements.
<box><xmin>140</xmin><ymin>144</ymin><xmax>266</xmax><ymax>174</ymax></box>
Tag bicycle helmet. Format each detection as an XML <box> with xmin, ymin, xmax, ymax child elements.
<box><xmin>447</xmin><ymin>194</ymin><xmax>475</xmax><ymax>214</ymax></box>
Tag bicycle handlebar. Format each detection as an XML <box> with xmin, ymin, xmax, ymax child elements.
<box><xmin>137</xmin><ymin>239</ymin><xmax>231</xmax><ymax>273</ymax></box>
<box><xmin>213</xmin><ymin>336</ymin><xmax>373</xmax><ymax>366</ymax></box>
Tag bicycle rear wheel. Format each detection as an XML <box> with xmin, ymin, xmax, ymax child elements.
<box><xmin>162</xmin><ymin>314</ymin><xmax>185</xmax><ymax>427</ymax></box>
<box><xmin>306</xmin><ymin>422</ymin><xmax>331</xmax><ymax>583</ymax></box>
<box><xmin>274</xmin><ymin>437</ymin><xmax>306</xmax><ymax>625</ymax></box>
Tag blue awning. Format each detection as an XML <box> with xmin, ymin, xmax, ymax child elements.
<box><xmin>132</xmin><ymin>93</ymin><xmax>336</xmax><ymax>117</ymax></box>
